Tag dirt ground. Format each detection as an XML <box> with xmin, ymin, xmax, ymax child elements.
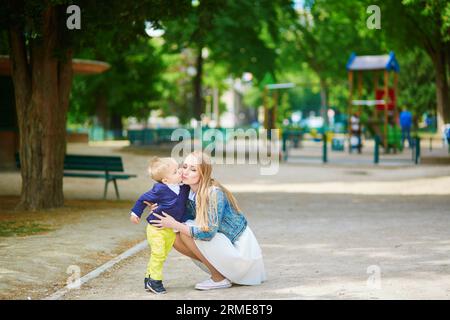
<box><xmin>1</xmin><ymin>141</ymin><xmax>450</xmax><ymax>300</ymax></box>
<box><xmin>0</xmin><ymin>197</ymin><xmax>146</xmax><ymax>300</ymax></box>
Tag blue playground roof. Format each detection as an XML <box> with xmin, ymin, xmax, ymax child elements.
<box><xmin>346</xmin><ymin>51</ymin><xmax>400</xmax><ymax>72</ymax></box>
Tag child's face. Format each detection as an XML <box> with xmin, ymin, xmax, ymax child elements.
<box><xmin>161</xmin><ymin>160</ymin><xmax>182</xmax><ymax>185</ymax></box>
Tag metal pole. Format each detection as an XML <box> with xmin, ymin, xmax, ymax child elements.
<box><xmin>323</xmin><ymin>132</ymin><xmax>328</xmax><ymax>163</ymax></box>
<box><xmin>415</xmin><ymin>136</ymin><xmax>421</xmax><ymax>164</ymax></box>
<box><xmin>374</xmin><ymin>135</ymin><xmax>380</xmax><ymax>164</ymax></box>
<box><xmin>282</xmin><ymin>131</ymin><xmax>288</xmax><ymax>161</ymax></box>
<box><xmin>383</xmin><ymin>71</ymin><xmax>389</xmax><ymax>151</ymax></box>
<box><xmin>348</xmin><ymin>71</ymin><xmax>353</xmax><ymax>154</ymax></box>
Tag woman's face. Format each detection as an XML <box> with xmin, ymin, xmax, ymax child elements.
<box><xmin>181</xmin><ymin>154</ymin><xmax>201</xmax><ymax>186</ymax></box>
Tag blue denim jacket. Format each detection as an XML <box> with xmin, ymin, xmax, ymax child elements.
<box><xmin>185</xmin><ymin>187</ymin><xmax>247</xmax><ymax>244</ymax></box>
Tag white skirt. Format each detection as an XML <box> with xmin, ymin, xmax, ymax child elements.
<box><xmin>185</xmin><ymin>220</ymin><xmax>267</xmax><ymax>285</ymax></box>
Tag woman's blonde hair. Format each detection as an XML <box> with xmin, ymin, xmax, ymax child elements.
<box><xmin>189</xmin><ymin>151</ymin><xmax>241</xmax><ymax>231</ymax></box>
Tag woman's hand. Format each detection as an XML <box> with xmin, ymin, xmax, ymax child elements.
<box><xmin>143</xmin><ymin>201</ymin><xmax>158</xmax><ymax>213</ymax></box>
<box><xmin>150</xmin><ymin>212</ymin><xmax>178</xmax><ymax>229</ymax></box>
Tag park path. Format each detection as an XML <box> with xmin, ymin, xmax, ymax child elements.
<box><xmin>61</xmin><ymin>193</ymin><xmax>450</xmax><ymax>300</ymax></box>
<box><xmin>1</xmin><ymin>142</ymin><xmax>450</xmax><ymax>299</ymax></box>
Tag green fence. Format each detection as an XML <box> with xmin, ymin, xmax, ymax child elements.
<box><xmin>127</xmin><ymin>127</ymin><xmax>258</xmax><ymax>146</ymax></box>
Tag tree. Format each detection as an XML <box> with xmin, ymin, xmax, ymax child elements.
<box><xmin>70</xmin><ymin>36</ymin><xmax>166</xmax><ymax>133</ymax></box>
<box><xmin>380</xmin><ymin>0</ymin><xmax>450</xmax><ymax>131</ymax></box>
<box><xmin>397</xmin><ymin>48</ymin><xmax>436</xmax><ymax>119</ymax></box>
<box><xmin>278</xmin><ymin>0</ymin><xmax>385</xmax><ymax>121</ymax></box>
<box><xmin>0</xmin><ymin>0</ymin><xmax>190</xmax><ymax>210</ymax></box>
<box><xmin>162</xmin><ymin>0</ymin><xmax>294</xmax><ymax>120</ymax></box>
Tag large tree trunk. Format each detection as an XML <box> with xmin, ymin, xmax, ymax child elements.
<box><xmin>430</xmin><ymin>48</ymin><xmax>450</xmax><ymax>132</ymax></box>
<box><xmin>193</xmin><ymin>48</ymin><xmax>204</xmax><ymax>121</ymax></box>
<box><xmin>319</xmin><ymin>77</ymin><xmax>328</xmax><ymax>125</ymax></box>
<box><xmin>9</xmin><ymin>6</ymin><xmax>73</xmax><ymax>210</ymax></box>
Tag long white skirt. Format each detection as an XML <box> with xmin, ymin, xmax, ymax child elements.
<box><xmin>185</xmin><ymin>220</ymin><xmax>267</xmax><ymax>285</ymax></box>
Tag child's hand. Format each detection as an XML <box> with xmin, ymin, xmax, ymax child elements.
<box><xmin>130</xmin><ymin>215</ymin><xmax>140</xmax><ymax>224</ymax></box>
<box><xmin>144</xmin><ymin>201</ymin><xmax>158</xmax><ymax>213</ymax></box>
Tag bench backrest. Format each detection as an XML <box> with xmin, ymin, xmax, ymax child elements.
<box><xmin>64</xmin><ymin>155</ymin><xmax>124</xmax><ymax>172</ymax></box>
<box><xmin>16</xmin><ymin>154</ymin><xmax>125</xmax><ymax>172</ymax></box>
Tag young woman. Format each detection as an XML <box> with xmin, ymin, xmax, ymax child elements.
<box><xmin>149</xmin><ymin>151</ymin><xmax>266</xmax><ymax>290</ymax></box>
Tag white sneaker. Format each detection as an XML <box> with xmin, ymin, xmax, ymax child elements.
<box><xmin>195</xmin><ymin>278</ymin><xmax>232</xmax><ymax>290</ymax></box>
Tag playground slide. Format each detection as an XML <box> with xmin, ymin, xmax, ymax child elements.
<box><xmin>365</xmin><ymin>119</ymin><xmax>402</xmax><ymax>152</ymax></box>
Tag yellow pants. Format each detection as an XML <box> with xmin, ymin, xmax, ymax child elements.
<box><xmin>146</xmin><ymin>224</ymin><xmax>176</xmax><ymax>280</ymax></box>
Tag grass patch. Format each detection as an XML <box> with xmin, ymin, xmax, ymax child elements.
<box><xmin>0</xmin><ymin>220</ymin><xmax>54</xmax><ymax>237</ymax></box>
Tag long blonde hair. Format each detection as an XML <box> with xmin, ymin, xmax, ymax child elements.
<box><xmin>190</xmin><ymin>151</ymin><xmax>241</xmax><ymax>231</ymax></box>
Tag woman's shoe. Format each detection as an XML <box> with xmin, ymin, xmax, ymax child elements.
<box><xmin>195</xmin><ymin>278</ymin><xmax>232</xmax><ymax>290</ymax></box>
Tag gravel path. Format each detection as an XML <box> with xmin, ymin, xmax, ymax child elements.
<box><xmin>61</xmin><ymin>193</ymin><xmax>450</xmax><ymax>300</ymax></box>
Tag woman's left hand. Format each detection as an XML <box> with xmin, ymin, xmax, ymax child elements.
<box><xmin>150</xmin><ymin>212</ymin><xmax>177</xmax><ymax>229</ymax></box>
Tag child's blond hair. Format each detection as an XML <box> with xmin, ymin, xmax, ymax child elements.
<box><xmin>148</xmin><ymin>157</ymin><xmax>176</xmax><ymax>182</ymax></box>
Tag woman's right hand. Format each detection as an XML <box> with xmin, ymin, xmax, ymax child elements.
<box><xmin>144</xmin><ymin>201</ymin><xmax>158</xmax><ymax>213</ymax></box>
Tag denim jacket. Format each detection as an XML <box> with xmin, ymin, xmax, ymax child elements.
<box><xmin>185</xmin><ymin>187</ymin><xmax>247</xmax><ymax>244</ymax></box>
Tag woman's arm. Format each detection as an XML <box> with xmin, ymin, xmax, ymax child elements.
<box><xmin>150</xmin><ymin>212</ymin><xmax>192</xmax><ymax>237</ymax></box>
<box><xmin>150</xmin><ymin>188</ymin><xmax>226</xmax><ymax>241</ymax></box>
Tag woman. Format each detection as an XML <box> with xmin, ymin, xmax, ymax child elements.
<box><xmin>149</xmin><ymin>151</ymin><xmax>266</xmax><ymax>290</ymax></box>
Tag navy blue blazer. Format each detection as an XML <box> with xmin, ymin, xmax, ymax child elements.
<box><xmin>131</xmin><ymin>183</ymin><xmax>190</xmax><ymax>223</ymax></box>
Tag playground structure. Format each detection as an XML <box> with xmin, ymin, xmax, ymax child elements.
<box><xmin>346</xmin><ymin>51</ymin><xmax>401</xmax><ymax>152</ymax></box>
<box><xmin>278</xmin><ymin>52</ymin><xmax>422</xmax><ymax>165</ymax></box>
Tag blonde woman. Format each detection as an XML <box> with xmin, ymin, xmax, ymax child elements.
<box><xmin>149</xmin><ymin>151</ymin><xmax>266</xmax><ymax>290</ymax></box>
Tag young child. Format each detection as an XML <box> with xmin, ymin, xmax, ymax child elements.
<box><xmin>130</xmin><ymin>157</ymin><xmax>190</xmax><ymax>294</ymax></box>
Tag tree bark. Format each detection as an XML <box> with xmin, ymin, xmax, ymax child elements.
<box><xmin>193</xmin><ymin>48</ymin><xmax>204</xmax><ymax>120</ymax></box>
<box><xmin>430</xmin><ymin>48</ymin><xmax>450</xmax><ymax>132</ymax></box>
<box><xmin>9</xmin><ymin>6</ymin><xmax>73</xmax><ymax>210</ymax></box>
<box><xmin>319</xmin><ymin>77</ymin><xmax>328</xmax><ymax>125</ymax></box>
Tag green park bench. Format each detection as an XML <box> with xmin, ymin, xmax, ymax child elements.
<box><xmin>16</xmin><ymin>154</ymin><xmax>136</xmax><ymax>200</ymax></box>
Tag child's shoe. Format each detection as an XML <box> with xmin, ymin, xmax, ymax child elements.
<box><xmin>145</xmin><ymin>277</ymin><xmax>167</xmax><ymax>294</ymax></box>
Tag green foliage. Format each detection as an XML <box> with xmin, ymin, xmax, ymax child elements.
<box><xmin>4</xmin><ymin>0</ymin><xmax>445</xmax><ymax>128</ymax></box>
<box><xmin>277</xmin><ymin>92</ymin><xmax>291</xmax><ymax>126</ymax></box>
<box><xmin>397</xmin><ymin>48</ymin><xmax>436</xmax><ymax>116</ymax></box>
<box><xmin>69</xmin><ymin>36</ymin><xmax>166</xmax><ymax>123</ymax></box>
<box><xmin>243</xmin><ymin>86</ymin><xmax>263</xmax><ymax>109</ymax></box>
<box><xmin>379</xmin><ymin>0</ymin><xmax>450</xmax><ymax>51</ymax></box>
<box><xmin>162</xmin><ymin>0</ymin><xmax>295</xmax><ymax>82</ymax></box>
<box><xmin>1</xmin><ymin>1</ymin><xmax>192</xmax><ymax>53</ymax></box>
